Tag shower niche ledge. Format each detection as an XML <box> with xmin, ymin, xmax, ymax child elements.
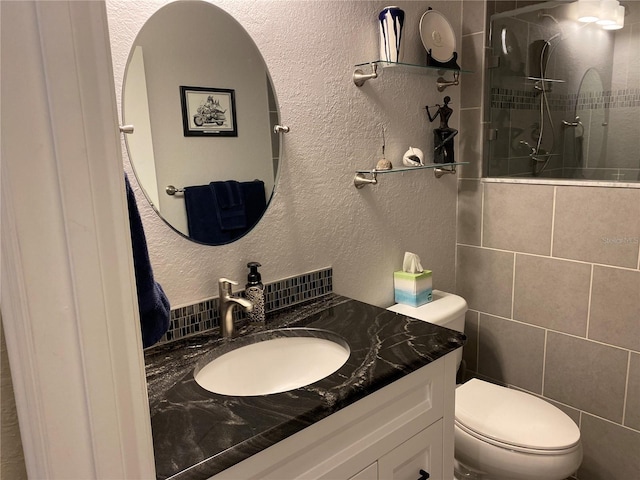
<box><xmin>353</xmin><ymin>61</ymin><xmax>472</xmax><ymax>90</ymax></box>
<box><xmin>526</xmin><ymin>77</ymin><xmax>566</xmax><ymax>90</ymax></box>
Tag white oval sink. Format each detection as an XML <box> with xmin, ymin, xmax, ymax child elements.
<box><xmin>194</xmin><ymin>329</ymin><xmax>350</xmax><ymax>396</ymax></box>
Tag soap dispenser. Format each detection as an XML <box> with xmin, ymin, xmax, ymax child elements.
<box><xmin>245</xmin><ymin>262</ymin><xmax>265</xmax><ymax>323</ymax></box>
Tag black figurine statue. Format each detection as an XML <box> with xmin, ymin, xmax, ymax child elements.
<box><xmin>426</xmin><ymin>96</ymin><xmax>459</xmax><ymax>163</ymax></box>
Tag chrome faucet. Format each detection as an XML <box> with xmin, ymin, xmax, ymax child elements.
<box><xmin>218</xmin><ymin>278</ymin><xmax>254</xmax><ymax>338</ymax></box>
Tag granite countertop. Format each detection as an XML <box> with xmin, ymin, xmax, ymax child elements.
<box><xmin>145</xmin><ymin>294</ymin><xmax>466</xmax><ymax>480</ymax></box>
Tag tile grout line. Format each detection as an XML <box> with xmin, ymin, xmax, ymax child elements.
<box><xmin>510</xmin><ymin>252</ymin><xmax>516</xmax><ymax>321</ymax></box>
<box><xmin>585</xmin><ymin>264</ymin><xmax>594</xmax><ymax>340</ymax></box>
<box><xmin>581</xmin><ymin>409</ymin><xmax>640</xmax><ymax>434</ymax></box>
<box><xmin>480</xmin><ymin>180</ymin><xmax>485</xmax><ymax>247</ymax></box>
<box><xmin>476</xmin><ymin>311</ymin><xmax>481</xmax><ymax>377</ymax></box>
<box><xmin>468</xmin><ymin>308</ymin><xmax>637</xmax><ymax>354</ymax></box>
<box><xmin>622</xmin><ymin>351</ymin><xmax>631</xmax><ymax>427</ymax></box>
<box><xmin>541</xmin><ymin>329</ymin><xmax>548</xmax><ymax>397</ymax></box>
<box><xmin>550</xmin><ymin>186</ymin><xmax>557</xmax><ymax>258</ymax></box>
<box><xmin>455</xmin><ymin>242</ymin><xmax>639</xmax><ymax>273</ymax></box>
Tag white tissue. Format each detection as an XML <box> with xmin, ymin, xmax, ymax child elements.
<box><xmin>402</xmin><ymin>147</ymin><xmax>424</xmax><ymax>166</ymax></box>
<box><xmin>403</xmin><ymin>252</ymin><xmax>424</xmax><ymax>274</ymax></box>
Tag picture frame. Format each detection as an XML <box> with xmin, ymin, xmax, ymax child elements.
<box><xmin>179</xmin><ymin>86</ymin><xmax>237</xmax><ymax>137</ymax></box>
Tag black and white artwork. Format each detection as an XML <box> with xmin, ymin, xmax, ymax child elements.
<box><xmin>180</xmin><ymin>86</ymin><xmax>237</xmax><ymax>137</ymax></box>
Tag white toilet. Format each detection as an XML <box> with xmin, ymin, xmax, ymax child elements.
<box><xmin>388</xmin><ymin>290</ymin><xmax>582</xmax><ymax>480</ymax></box>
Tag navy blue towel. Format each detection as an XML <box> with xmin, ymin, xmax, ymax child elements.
<box><xmin>184</xmin><ymin>180</ymin><xmax>267</xmax><ymax>244</ymax></box>
<box><xmin>184</xmin><ymin>185</ymin><xmax>222</xmax><ymax>244</ymax></box>
<box><xmin>210</xmin><ymin>180</ymin><xmax>247</xmax><ymax>231</ymax></box>
<box><xmin>125</xmin><ymin>174</ymin><xmax>170</xmax><ymax>348</ymax></box>
<box><xmin>242</xmin><ymin>180</ymin><xmax>267</xmax><ymax>227</ymax></box>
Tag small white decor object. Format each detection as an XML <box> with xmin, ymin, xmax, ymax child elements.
<box><xmin>402</xmin><ymin>147</ymin><xmax>425</xmax><ymax>166</ymax></box>
<box><xmin>379</xmin><ymin>6</ymin><xmax>405</xmax><ymax>63</ymax></box>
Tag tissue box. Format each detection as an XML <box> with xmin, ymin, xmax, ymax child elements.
<box><xmin>394</xmin><ymin>270</ymin><xmax>433</xmax><ymax>307</ymax></box>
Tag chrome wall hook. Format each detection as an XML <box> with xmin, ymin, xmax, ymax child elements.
<box><xmin>273</xmin><ymin>125</ymin><xmax>290</xmax><ymax>134</ymax></box>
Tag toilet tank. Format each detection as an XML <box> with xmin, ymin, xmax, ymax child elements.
<box><xmin>387</xmin><ymin>290</ymin><xmax>467</xmax><ymax>333</ymax></box>
<box><xmin>387</xmin><ymin>290</ymin><xmax>468</xmax><ymax>369</ymax></box>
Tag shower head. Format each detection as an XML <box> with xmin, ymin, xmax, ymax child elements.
<box><xmin>539</xmin><ymin>11</ymin><xmax>569</xmax><ymax>41</ymax></box>
<box><xmin>539</xmin><ymin>12</ymin><xmax>560</xmax><ymax>24</ymax></box>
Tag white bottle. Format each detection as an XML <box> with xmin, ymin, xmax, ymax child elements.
<box><xmin>245</xmin><ymin>262</ymin><xmax>265</xmax><ymax>323</ymax></box>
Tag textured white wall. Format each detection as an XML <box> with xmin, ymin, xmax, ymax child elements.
<box><xmin>107</xmin><ymin>0</ymin><xmax>463</xmax><ymax>308</ymax></box>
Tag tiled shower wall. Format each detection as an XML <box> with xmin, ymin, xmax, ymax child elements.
<box><xmin>459</xmin><ymin>1</ymin><xmax>640</xmax><ymax>479</ymax></box>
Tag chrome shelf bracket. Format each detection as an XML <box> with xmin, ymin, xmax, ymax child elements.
<box><xmin>436</xmin><ymin>70</ymin><xmax>460</xmax><ymax>92</ymax></box>
<box><xmin>434</xmin><ymin>165</ymin><xmax>457</xmax><ymax>178</ymax></box>
<box><xmin>354</xmin><ymin>171</ymin><xmax>378</xmax><ymax>188</ymax></box>
<box><xmin>353</xmin><ymin>62</ymin><xmax>379</xmax><ymax>87</ymax></box>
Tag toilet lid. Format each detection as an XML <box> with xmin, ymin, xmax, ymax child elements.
<box><xmin>455</xmin><ymin>379</ymin><xmax>580</xmax><ymax>451</ymax></box>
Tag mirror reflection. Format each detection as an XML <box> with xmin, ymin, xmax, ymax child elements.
<box><xmin>123</xmin><ymin>0</ymin><xmax>280</xmax><ymax>245</ymax></box>
<box><xmin>485</xmin><ymin>0</ymin><xmax>640</xmax><ymax>181</ymax></box>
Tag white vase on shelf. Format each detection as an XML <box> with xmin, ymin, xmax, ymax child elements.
<box><xmin>379</xmin><ymin>6</ymin><xmax>405</xmax><ymax>64</ymax></box>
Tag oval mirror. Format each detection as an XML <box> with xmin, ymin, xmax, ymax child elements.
<box><xmin>123</xmin><ymin>0</ymin><xmax>280</xmax><ymax>245</ymax></box>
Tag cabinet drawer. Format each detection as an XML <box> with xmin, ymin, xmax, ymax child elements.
<box><xmin>378</xmin><ymin>420</ymin><xmax>443</xmax><ymax>480</ymax></box>
<box><xmin>348</xmin><ymin>462</ymin><xmax>378</xmax><ymax>480</ymax></box>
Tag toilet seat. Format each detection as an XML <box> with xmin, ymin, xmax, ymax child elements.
<box><xmin>455</xmin><ymin>379</ymin><xmax>580</xmax><ymax>454</ymax></box>
<box><xmin>455</xmin><ymin>421</ymin><xmax>581</xmax><ymax>456</ymax></box>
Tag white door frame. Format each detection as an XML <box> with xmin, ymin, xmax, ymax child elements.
<box><xmin>1</xmin><ymin>1</ymin><xmax>155</xmax><ymax>477</ymax></box>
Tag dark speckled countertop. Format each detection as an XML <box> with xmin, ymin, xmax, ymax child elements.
<box><xmin>145</xmin><ymin>294</ymin><xmax>465</xmax><ymax>480</ymax></box>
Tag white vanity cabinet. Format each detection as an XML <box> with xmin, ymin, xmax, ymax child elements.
<box><xmin>376</xmin><ymin>419</ymin><xmax>444</xmax><ymax>480</ymax></box>
<box><xmin>346</xmin><ymin>419</ymin><xmax>444</xmax><ymax>480</ymax></box>
<box><xmin>213</xmin><ymin>352</ymin><xmax>458</xmax><ymax>480</ymax></box>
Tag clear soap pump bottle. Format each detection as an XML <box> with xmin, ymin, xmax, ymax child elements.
<box><xmin>245</xmin><ymin>262</ymin><xmax>265</xmax><ymax>323</ymax></box>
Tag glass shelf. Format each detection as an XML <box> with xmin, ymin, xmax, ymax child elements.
<box><xmin>355</xmin><ymin>60</ymin><xmax>472</xmax><ymax>74</ymax></box>
<box><xmin>356</xmin><ymin>162</ymin><xmax>468</xmax><ymax>174</ymax></box>
<box><xmin>354</xmin><ymin>162</ymin><xmax>469</xmax><ymax>188</ymax></box>
<box><xmin>353</xmin><ymin>60</ymin><xmax>471</xmax><ymax>88</ymax></box>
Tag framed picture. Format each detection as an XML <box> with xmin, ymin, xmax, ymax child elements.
<box><xmin>179</xmin><ymin>86</ymin><xmax>237</xmax><ymax>137</ymax></box>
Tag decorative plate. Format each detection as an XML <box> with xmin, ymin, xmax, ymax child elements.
<box><xmin>419</xmin><ymin>9</ymin><xmax>456</xmax><ymax>63</ymax></box>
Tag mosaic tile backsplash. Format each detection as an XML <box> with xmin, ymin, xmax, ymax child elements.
<box><xmin>490</xmin><ymin>87</ymin><xmax>640</xmax><ymax>112</ymax></box>
<box><xmin>156</xmin><ymin>267</ymin><xmax>333</xmax><ymax>345</ymax></box>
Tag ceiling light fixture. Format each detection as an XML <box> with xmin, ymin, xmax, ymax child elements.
<box><xmin>577</xmin><ymin>0</ymin><xmax>600</xmax><ymax>22</ymax></box>
<box><xmin>602</xmin><ymin>4</ymin><xmax>625</xmax><ymax>30</ymax></box>
<box><xmin>596</xmin><ymin>0</ymin><xmax>619</xmax><ymax>26</ymax></box>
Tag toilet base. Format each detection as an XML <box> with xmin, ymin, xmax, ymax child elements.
<box><xmin>453</xmin><ymin>459</ymin><xmax>484</xmax><ymax>479</ymax></box>
<box><xmin>454</xmin><ymin>425</ymin><xmax>582</xmax><ymax>480</ymax></box>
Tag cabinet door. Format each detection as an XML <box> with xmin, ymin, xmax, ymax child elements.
<box><xmin>378</xmin><ymin>420</ymin><xmax>443</xmax><ymax>480</ymax></box>
<box><xmin>348</xmin><ymin>462</ymin><xmax>378</xmax><ymax>480</ymax></box>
